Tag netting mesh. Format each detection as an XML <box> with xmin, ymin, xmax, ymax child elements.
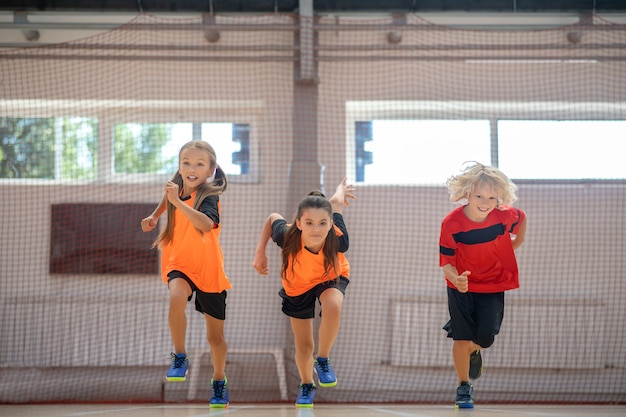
<box><xmin>1</xmin><ymin>13</ymin><xmax>625</xmax><ymax>404</ymax></box>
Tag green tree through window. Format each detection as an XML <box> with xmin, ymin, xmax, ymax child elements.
<box><xmin>0</xmin><ymin>117</ymin><xmax>96</xmax><ymax>180</ymax></box>
<box><xmin>114</xmin><ymin>123</ymin><xmax>174</xmax><ymax>174</ymax></box>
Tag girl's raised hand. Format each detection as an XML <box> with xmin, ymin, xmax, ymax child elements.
<box><xmin>164</xmin><ymin>181</ymin><xmax>180</xmax><ymax>204</ymax></box>
<box><xmin>333</xmin><ymin>177</ymin><xmax>357</xmax><ymax>206</ymax></box>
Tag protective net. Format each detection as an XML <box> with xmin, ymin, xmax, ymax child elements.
<box><xmin>1</xmin><ymin>13</ymin><xmax>625</xmax><ymax>405</ymax></box>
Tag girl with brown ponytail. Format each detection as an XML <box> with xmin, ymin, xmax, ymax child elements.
<box><xmin>253</xmin><ymin>178</ymin><xmax>356</xmax><ymax>408</ymax></box>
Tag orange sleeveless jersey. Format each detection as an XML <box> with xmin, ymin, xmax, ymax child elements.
<box><xmin>160</xmin><ymin>193</ymin><xmax>231</xmax><ymax>293</ymax></box>
<box><xmin>281</xmin><ymin>225</ymin><xmax>350</xmax><ymax>297</ymax></box>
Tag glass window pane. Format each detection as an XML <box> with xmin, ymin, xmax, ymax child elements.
<box><xmin>498</xmin><ymin>120</ymin><xmax>626</xmax><ymax>180</ymax></box>
<box><xmin>1</xmin><ymin>117</ymin><xmax>96</xmax><ymax>180</ymax></box>
<box><xmin>201</xmin><ymin>123</ymin><xmax>248</xmax><ymax>176</ymax></box>
<box><xmin>114</xmin><ymin>123</ymin><xmax>180</xmax><ymax>174</ymax></box>
<box><xmin>359</xmin><ymin>120</ymin><xmax>491</xmax><ymax>185</ymax></box>
<box><xmin>61</xmin><ymin>118</ymin><xmax>98</xmax><ymax>180</ymax></box>
<box><xmin>114</xmin><ymin>122</ymin><xmax>249</xmax><ymax>176</ymax></box>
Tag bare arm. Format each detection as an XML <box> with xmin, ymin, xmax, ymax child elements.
<box><xmin>253</xmin><ymin>213</ymin><xmax>284</xmax><ymax>275</ymax></box>
<box><xmin>511</xmin><ymin>217</ymin><xmax>527</xmax><ymax>250</ymax></box>
<box><xmin>442</xmin><ymin>263</ymin><xmax>471</xmax><ymax>293</ymax></box>
<box><xmin>329</xmin><ymin>177</ymin><xmax>357</xmax><ymax>214</ymax></box>
<box><xmin>140</xmin><ymin>195</ymin><xmax>167</xmax><ymax>232</ymax></box>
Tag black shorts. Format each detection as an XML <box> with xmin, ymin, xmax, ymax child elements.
<box><xmin>279</xmin><ymin>276</ymin><xmax>349</xmax><ymax>319</ymax></box>
<box><xmin>444</xmin><ymin>287</ymin><xmax>504</xmax><ymax>342</ymax></box>
<box><xmin>167</xmin><ymin>270</ymin><xmax>227</xmax><ymax>321</ymax></box>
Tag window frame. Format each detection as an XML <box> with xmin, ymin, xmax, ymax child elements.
<box><xmin>345</xmin><ymin>100</ymin><xmax>626</xmax><ymax>185</ymax></box>
<box><xmin>0</xmin><ymin>99</ymin><xmax>263</xmax><ymax>184</ymax></box>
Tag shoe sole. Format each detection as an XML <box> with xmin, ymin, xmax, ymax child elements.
<box><xmin>165</xmin><ymin>376</ymin><xmax>187</xmax><ymax>382</ymax></box>
<box><xmin>209</xmin><ymin>403</ymin><xmax>229</xmax><ymax>409</ymax></box>
<box><xmin>455</xmin><ymin>403</ymin><xmax>474</xmax><ymax>409</ymax></box>
<box><xmin>295</xmin><ymin>403</ymin><xmax>314</xmax><ymax>409</ymax></box>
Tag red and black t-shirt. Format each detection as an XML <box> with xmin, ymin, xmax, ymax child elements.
<box><xmin>439</xmin><ymin>205</ymin><xmax>525</xmax><ymax>293</ymax></box>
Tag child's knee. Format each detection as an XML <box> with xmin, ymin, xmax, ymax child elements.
<box><xmin>206</xmin><ymin>333</ymin><xmax>226</xmax><ymax>348</ymax></box>
<box><xmin>169</xmin><ymin>294</ymin><xmax>188</xmax><ymax>311</ymax></box>
<box><xmin>295</xmin><ymin>340</ymin><xmax>315</xmax><ymax>357</ymax></box>
<box><xmin>321</xmin><ymin>301</ymin><xmax>342</xmax><ymax>317</ymax></box>
<box><xmin>169</xmin><ymin>285</ymin><xmax>190</xmax><ymax>303</ymax></box>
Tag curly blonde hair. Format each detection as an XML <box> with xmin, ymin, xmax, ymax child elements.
<box><xmin>446</xmin><ymin>162</ymin><xmax>518</xmax><ymax>205</ymax></box>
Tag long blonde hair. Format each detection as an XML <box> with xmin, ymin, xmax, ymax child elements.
<box><xmin>154</xmin><ymin>141</ymin><xmax>227</xmax><ymax>248</ymax></box>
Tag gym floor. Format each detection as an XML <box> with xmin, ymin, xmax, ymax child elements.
<box><xmin>1</xmin><ymin>404</ymin><xmax>626</xmax><ymax>417</ymax></box>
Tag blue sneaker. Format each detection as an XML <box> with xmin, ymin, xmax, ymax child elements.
<box><xmin>210</xmin><ymin>378</ymin><xmax>229</xmax><ymax>408</ymax></box>
<box><xmin>469</xmin><ymin>350</ymin><xmax>483</xmax><ymax>380</ymax></box>
<box><xmin>295</xmin><ymin>383</ymin><xmax>316</xmax><ymax>408</ymax></box>
<box><xmin>455</xmin><ymin>381</ymin><xmax>474</xmax><ymax>409</ymax></box>
<box><xmin>166</xmin><ymin>353</ymin><xmax>189</xmax><ymax>382</ymax></box>
<box><xmin>313</xmin><ymin>357</ymin><xmax>337</xmax><ymax>387</ymax></box>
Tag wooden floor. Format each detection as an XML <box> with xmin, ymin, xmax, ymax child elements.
<box><xmin>1</xmin><ymin>404</ymin><xmax>626</xmax><ymax>417</ymax></box>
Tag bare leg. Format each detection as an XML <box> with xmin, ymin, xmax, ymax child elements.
<box><xmin>316</xmin><ymin>288</ymin><xmax>344</xmax><ymax>358</ymax></box>
<box><xmin>290</xmin><ymin>317</ymin><xmax>315</xmax><ymax>384</ymax></box>
<box><xmin>168</xmin><ymin>279</ymin><xmax>192</xmax><ymax>354</ymax></box>
<box><xmin>453</xmin><ymin>340</ymin><xmax>482</xmax><ymax>383</ymax></box>
<box><xmin>205</xmin><ymin>314</ymin><xmax>227</xmax><ymax>380</ymax></box>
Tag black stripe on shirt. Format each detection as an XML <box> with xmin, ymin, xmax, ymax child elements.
<box><xmin>452</xmin><ymin>223</ymin><xmax>506</xmax><ymax>246</ymax></box>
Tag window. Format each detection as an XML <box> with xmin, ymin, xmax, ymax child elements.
<box><xmin>355</xmin><ymin>120</ymin><xmax>490</xmax><ymax>185</ymax></box>
<box><xmin>347</xmin><ymin>101</ymin><xmax>626</xmax><ymax>184</ymax></box>
<box><xmin>0</xmin><ymin>117</ymin><xmax>97</xmax><ymax>180</ymax></box>
<box><xmin>113</xmin><ymin>122</ymin><xmax>251</xmax><ymax>177</ymax></box>
<box><xmin>1</xmin><ymin>99</ymin><xmax>262</xmax><ymax>183</ymax></box>
<box><xmin>498</xmin><ymin>120</ymin><xmax>626</xmax><ymax>180</ymax></box>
